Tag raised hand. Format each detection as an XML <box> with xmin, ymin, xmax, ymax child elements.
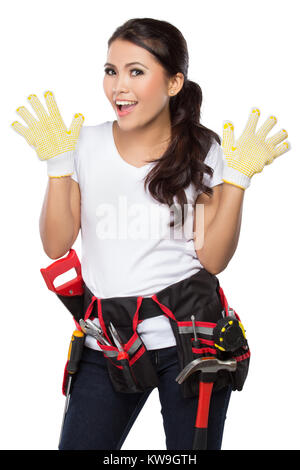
<box><xmin>222</xmin><ymin>108</ymin><xmax>291</xmax><ymax>189</ymax></box>
<box><xmin>11</xmin><ymin>91</ymin><xmax>84</xmax><ymax>177</ymax></box>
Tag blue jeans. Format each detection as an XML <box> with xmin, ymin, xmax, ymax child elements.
<box><xmin>59</xmin><ymin>345</ymin><xmax>232</xmax><ymax>450</ymax></box>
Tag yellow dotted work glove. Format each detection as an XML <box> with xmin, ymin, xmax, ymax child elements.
<box><xmin>222</xmin><ymin>108</ymin><xmax>291</xmax><ymax>189</ymax></box>
<box><xmin>11</xmin><ymin>91</ymin><xmax>84</xmax><ymax>178</ymax></box>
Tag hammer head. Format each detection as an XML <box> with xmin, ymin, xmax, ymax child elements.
<box><xmin>176</xmin><ymin>357</ymin><xmax>237</xmax><ymax>384</ymax></box>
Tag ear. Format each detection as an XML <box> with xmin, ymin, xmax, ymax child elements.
<box><xmin>168</xmin><ymin>72</ymin><xmax>185</xmax><ymax>97</ymax></box>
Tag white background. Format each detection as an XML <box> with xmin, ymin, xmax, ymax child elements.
<box><xmin>1</xmin><ymin>0</ymin><xmax>299</xmax><ymax>450</ymax></box>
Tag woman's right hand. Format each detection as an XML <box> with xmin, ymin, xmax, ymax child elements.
<box><xmin>11</xmin><ymin>91</ymin><xmax>84</xmax><ymax>178</ymax></box>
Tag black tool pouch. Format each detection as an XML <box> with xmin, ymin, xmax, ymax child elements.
<box><xmin>151</xmin><ymin>268</ymin><xmax>251</xmax><ymax>399</ymax></box>
<box><xmin>104</xmin><ymin>346</ymin><xmax>158</xmax><ymax>394</ymax></box>
<box><xmin>82</xmin><ymin>286</ymin><xmax>160</xmax><ymax>394</ymax></box>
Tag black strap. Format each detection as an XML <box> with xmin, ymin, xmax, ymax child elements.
<box><xmin>139</xmin><ymin>297</ymin><xmax>165</xmax><ymax>321</ymax></box>
<box><xmin>81</xmin><ymin>282</ymin><xmax>163</xmax><ymax>323</ymax></box>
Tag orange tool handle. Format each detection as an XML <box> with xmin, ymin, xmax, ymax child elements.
<box><xmin>67</xmin><ymin>330</ymin><xmax>85</xmax><ymax>375</ymax></box>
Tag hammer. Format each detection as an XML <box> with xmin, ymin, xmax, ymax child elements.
<box><xmin>176</xmin><ymin>356</ymin><xmax>237</xmax><ymax>450</ymax></box>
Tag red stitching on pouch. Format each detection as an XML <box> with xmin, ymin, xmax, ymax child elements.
<box><xmin>129</xmin><ymin>345</ymin><xmax>146</xmax><ymax>366</ymax></box>
<box><xmin>84</xmin><ymin>295</ymin><xmax>97</xmax><ymax>320</ymax></box>
<box><xmin>192</xmin><ymin>338</ymin><xmax>215</xmax><ymax>346</ymax></box>
<box><xmin>151</xmin><ymin>295</ymin><xmax>177</xmax><ymax>321</ymax></box>
<box><xmin>179</xmin><ymin>320</ymin><xmax>217</xmax><ymax>329</ymax></box>
<box><xmin>132</xmin><ymin>296</ymin><xmax>143</xmax><ymax>331</ymax></box>
<box><xmin>235</xmin><ymin>350</ymin><xmax>251</xmax><ymax>362</ymax></box>
<box><xmin>192</xmin><ymin>347</ymin><xmax>217</xmax><ymax>355</ymax></box>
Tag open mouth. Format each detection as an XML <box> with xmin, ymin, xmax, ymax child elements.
<box><xmin>117</xmin><ymin>102</ymin><xmax>138</xmax><ymax>112</ymax></box>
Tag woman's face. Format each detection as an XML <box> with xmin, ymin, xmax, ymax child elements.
<box><xmin>103</xmin><ymin>39</ymin><xmax>173</xmax><ymax>129</ymax></box>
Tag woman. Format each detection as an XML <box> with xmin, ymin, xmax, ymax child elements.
<box><xmin>11</xmin><ymin>18</ymin><xmax>290</xmax><ymax>451</ymax></box>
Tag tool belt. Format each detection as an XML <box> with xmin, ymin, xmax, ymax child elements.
<box><xmin>41</xmin><ymin>249</ymin><xmax>250</xmax><ymax>399</ymax></box>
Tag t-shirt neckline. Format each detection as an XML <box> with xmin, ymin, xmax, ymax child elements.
<box><xmin>109</xmin><ymin>120</ymin><xmax>154</xmax><ymax>171</ymax></box>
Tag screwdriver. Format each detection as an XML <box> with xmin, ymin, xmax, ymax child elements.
<box><xmin>191</xmin><ymin>315</ymin><xmax>201</xmax><ymax>348</ymax></box>
<box><xmin>58</xmin><ymin>329</ymin><xmax>85</xmax><ymax>447</ymax></box>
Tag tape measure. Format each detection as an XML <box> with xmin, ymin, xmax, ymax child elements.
<box><xmin>213</xmin><ymin>316</ymin><xmax>247</xmax><ymax>352</ymax></box>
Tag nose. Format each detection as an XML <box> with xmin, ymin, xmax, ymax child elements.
<box><xmin>112</xmin><ymin>72</ymin><xmax>131</xmax><ymax>95</ymax></box>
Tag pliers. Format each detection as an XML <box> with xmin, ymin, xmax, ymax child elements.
<box><xmin>108</xmin><ymin>322</ymin><xmax>139</xmax><ymax>392</ymax></box>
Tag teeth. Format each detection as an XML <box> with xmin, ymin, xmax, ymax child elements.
<box><xmin>116</xmin><ymin>100</ymin><xmax>137</xmax><ymax>105</ymax></box>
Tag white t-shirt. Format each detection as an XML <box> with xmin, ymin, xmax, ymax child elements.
<box><xmin>71</xmin><ymin>120</ymin><xmax>224</xmax><ymax>350</ymax></box>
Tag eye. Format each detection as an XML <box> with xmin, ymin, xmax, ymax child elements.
<box><xmin>130</xmin><ymin>68</ymin><xmax>143</xmax><ymax>76</ymax></box>
<box><xmin>104</xmin><ymin>67</ymin><xmax>115</xmax><ymax>75</ymax></box>
<box><xmin>104</xmin><ymin>68</ymin><xmax>144</xmax><ymax>77</ymax></box>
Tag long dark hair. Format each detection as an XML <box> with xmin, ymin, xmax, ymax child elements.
<box><xmin>107</xmin><ymin>18</ymin><xmax>221</xmax><ymax>228</ymax></box>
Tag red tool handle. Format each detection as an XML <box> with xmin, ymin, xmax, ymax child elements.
<box><xmin>193</xmin><ymin>381</ymin><xmax>214</xmax><ymax>450</ymax></box>
<box><xmin>40</xmin><ymin>248</ymin><xmax>83</xmax><ymax>296</ymax></box>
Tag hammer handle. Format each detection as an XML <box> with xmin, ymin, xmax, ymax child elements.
<box><xmin>193</xmin><ymin>381</ymin><xmax>214</xmax><ymax>450</ymax></box>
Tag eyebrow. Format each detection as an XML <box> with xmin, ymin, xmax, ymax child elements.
<box><xmin>104</xmin><ymin>61</ymin><xmax>149</xmax><ymax>69</ymax></box>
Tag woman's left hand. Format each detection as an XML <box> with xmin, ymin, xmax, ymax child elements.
<box><xmin>221</xmin><ymin>107</ymin><xmax>291</xmax><ymax>190</ymax></box>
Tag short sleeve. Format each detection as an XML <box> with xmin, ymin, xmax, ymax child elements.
<box><xmin>71</xmin><ymin>136</ymin><xmax>81</xmax><ymax>183</ymax></box>
<box><xmin>202</xmin><ymin>140</ymin><xmax>224</xmax><ymax>188</ymax></box>
<box><xmin>71</xmin><ymin>155</ymin><xmax>79</xmax><ymax>183</ymax></box>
